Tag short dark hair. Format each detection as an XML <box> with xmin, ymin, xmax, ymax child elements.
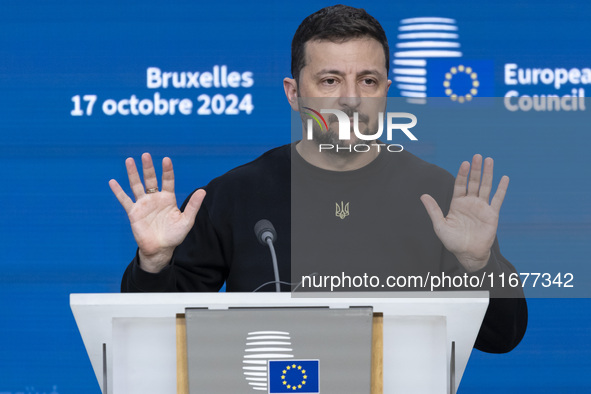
<box><xmin>291</xmin><ymin>5</ymin><xmax>390</xmax><ymax>83</ymax></box>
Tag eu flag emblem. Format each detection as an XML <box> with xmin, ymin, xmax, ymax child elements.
<box><xmin>268</xmin><ymin>360</ymin><xmax>319</xmax><ymax>393</ymax></box>
<box><xmin>426</xmin><ymin>59</ymin><xmax>494</xmax><ymax>101</ymax></box>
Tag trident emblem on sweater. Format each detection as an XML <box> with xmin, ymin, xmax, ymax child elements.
<box><xmin>335</xmin><ymin>201</ymin><xmax>349</xmax><ymax>219</ymax></box>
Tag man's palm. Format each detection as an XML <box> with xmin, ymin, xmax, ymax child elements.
<box><xmin>420</xmin><ymin>155</ymin><xmax>508</xmax><ymax>272</ymax></box>
<box><xmin>109</xmin><ymin>153</ymin><xmax>205</xmax><ymax>272</ymax></box>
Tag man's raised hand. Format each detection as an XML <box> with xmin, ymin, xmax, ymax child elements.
<box><xmin>109</xmin><ymin>153</ymin><xmax>206</xmax><ymax>273</ymax></box>
<box><xmin>420</xmin><ymin>154</ymin><xmax>509</xmax><ymax>272</ymax></box>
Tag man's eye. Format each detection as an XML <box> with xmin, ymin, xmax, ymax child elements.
<box><xmin>323</xmin><ymin>78</ymin><xmax>337</xmax><ymax>85</ymax></box>
<box><xmin>363</xmin><ymin>78</ymin><xmax>376</xmax><ymax>85</ymax></box>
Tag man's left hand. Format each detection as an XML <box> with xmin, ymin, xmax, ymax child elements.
<box><xmin>420</xmin><ymin>154</ymin><xmax>509</xmax><ymax>272</ymax></box>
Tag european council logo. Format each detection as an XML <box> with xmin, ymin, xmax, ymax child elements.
<box><xmin>393</xmin><ymin>17</ymin><xmax>495</xmax><ymax>104</ymax></box>
<box><xmin>268</xmin><ymin>360</ymin><xmax>319</xmax><ymax>393</ymax></box>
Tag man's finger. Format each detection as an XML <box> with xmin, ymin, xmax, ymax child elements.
<box><xmin>491</xmin><ymin>176</ymin><xmax>510</xmax><ymax>212</ymax></box>
<box><xmin>467</xmin><ymin>154</ymin><xmax>482</xmax><ymax>196</ymax></box>
<box><xmin>479</xmin><ymin>157</ymin><xmax>494</xmax><ymax>202</ymax></box>
<box><xmin>109</xmin><ymin>179</ymin><xmax>134</xmax><ymax>213</ymax></box>
<box><xmin>125</xmin><ymin>157</ymin><xmax>145</xmax><ymax>200</ymax></box>
<box><xmin>420</xmin><ymin>194</ymin><xmax>445</xmax><ymax>228</ymax></box>
<box><xmin>182</xmin><ymin>189</ymin><xmax>207</xmax><ymax>226</ymax></box>
<box><xmin>453</xmin><ymin>161</ymin><xmax>470</xmax><ymax>198</ymax></box>
<box><xmin>142</xmin><ymin>152</ymin><xmax>159</xmax><ymax>191</ymax></box>
<box><xmin>161</xmin><ymin>157</ymin><xmax>175</xmax><ymax>193</ymax></box>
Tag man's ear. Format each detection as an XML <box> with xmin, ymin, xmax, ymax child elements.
<box><xmin>283</xmin><ymin>77</ymin><xmax>299</xmax><ymax>111</ymax></box>
<box><xmin>386</xmin><ymin>79</ymin><xmax>392</xmax><ymax>94</ymax></box>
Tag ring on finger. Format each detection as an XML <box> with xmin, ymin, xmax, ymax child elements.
<box><xmin>146</xmin><ymin>187</ymin><xmax>159</xmax><ymax>194</ymax></box>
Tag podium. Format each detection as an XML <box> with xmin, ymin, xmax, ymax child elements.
<box><xmin>70</xmin><ymin>292</ymin><xmax>488</xmax><ymax>394</ymax></box>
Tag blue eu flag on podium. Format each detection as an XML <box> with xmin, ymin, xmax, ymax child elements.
<box><xmin>268</xmin><ymin>360</ymin><xmax>319</xmax><ymax>393</ymax></box>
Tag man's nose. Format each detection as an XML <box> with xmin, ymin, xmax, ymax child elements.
<box><xmin>337</xmin><ymin>83</ymin><xmax>362</xmax><ymax>109</ymax></box>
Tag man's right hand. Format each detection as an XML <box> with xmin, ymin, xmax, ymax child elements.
<box><xmin>109</xmin><ymin>153</ymin><xmax>206</xmax><ymax>273</ymax></box>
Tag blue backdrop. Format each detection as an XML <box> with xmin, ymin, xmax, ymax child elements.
<box><xmin>1</xmin><ymin>0</ymin><xmax>589</xmax><ymax>392</ymax></box>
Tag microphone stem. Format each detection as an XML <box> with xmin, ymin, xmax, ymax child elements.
<box><xmin>266</xmin><ymin>237</ymin><xmax>281</xmax><ymax>292</ymax></box>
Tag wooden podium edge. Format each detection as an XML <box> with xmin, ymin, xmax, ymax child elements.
<box><xmin>371</xmin><ymin>312</ymin><xmax>384</xmax><ymax>394</ymax></box>
<box><xmin>176</xmin><ymin>314</ymin><xmax>189</xmax><ymax>394</ymax></box>
<box><xmin>175</xmin><ymin>312</ymin><xmax>383</xmax><ymax>394</ymax></box>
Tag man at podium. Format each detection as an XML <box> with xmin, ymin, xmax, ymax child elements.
<box><xmin>109</xmin><ymin>5</ymin><xmax>527</xmax><ymax>354</ymax></box>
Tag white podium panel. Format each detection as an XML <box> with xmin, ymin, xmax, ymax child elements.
<box><xmin>385</xmin><ymin>316</ymin><xmax>447</xmax><ymax>393</ymax></box>
<box><xmin>70</xmin><ymin>292</ymin><xmax>488</xmax><ymax>394</ymax></box>
<box><xmin>112</xmin><ymin>317</ymin><xmax>176</xmax><ymax>394</ymax></box>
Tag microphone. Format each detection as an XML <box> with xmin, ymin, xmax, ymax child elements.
<box><xmin>254</xmin><ymin>219</ymin><xmax>280</xmax><ymax>292</ymax></box>
<box><xmin>254</xmin><ymin>219</ymin><xmax>277</xmax><ymax>245</ymax></box>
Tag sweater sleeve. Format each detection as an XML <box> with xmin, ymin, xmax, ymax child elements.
<box><xmin>470</xmin><ymin>239</ymin><xmax>528</xmax><ymax>353</ymax></box>
<box><xmin>440</xmin><ymin>238</ymin><xmax>528</xmax><ymax>353</ymax></box>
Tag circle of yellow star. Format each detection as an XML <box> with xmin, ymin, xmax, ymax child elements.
<box><xmin>281</xmin><ymin>364</ymin><xmax>309</xmax><ymax>391</ymax></box>
<box><xmin>443</xmin><ymin>64</ymin><xmax>480</xmax><ymax>103</ymax></box>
